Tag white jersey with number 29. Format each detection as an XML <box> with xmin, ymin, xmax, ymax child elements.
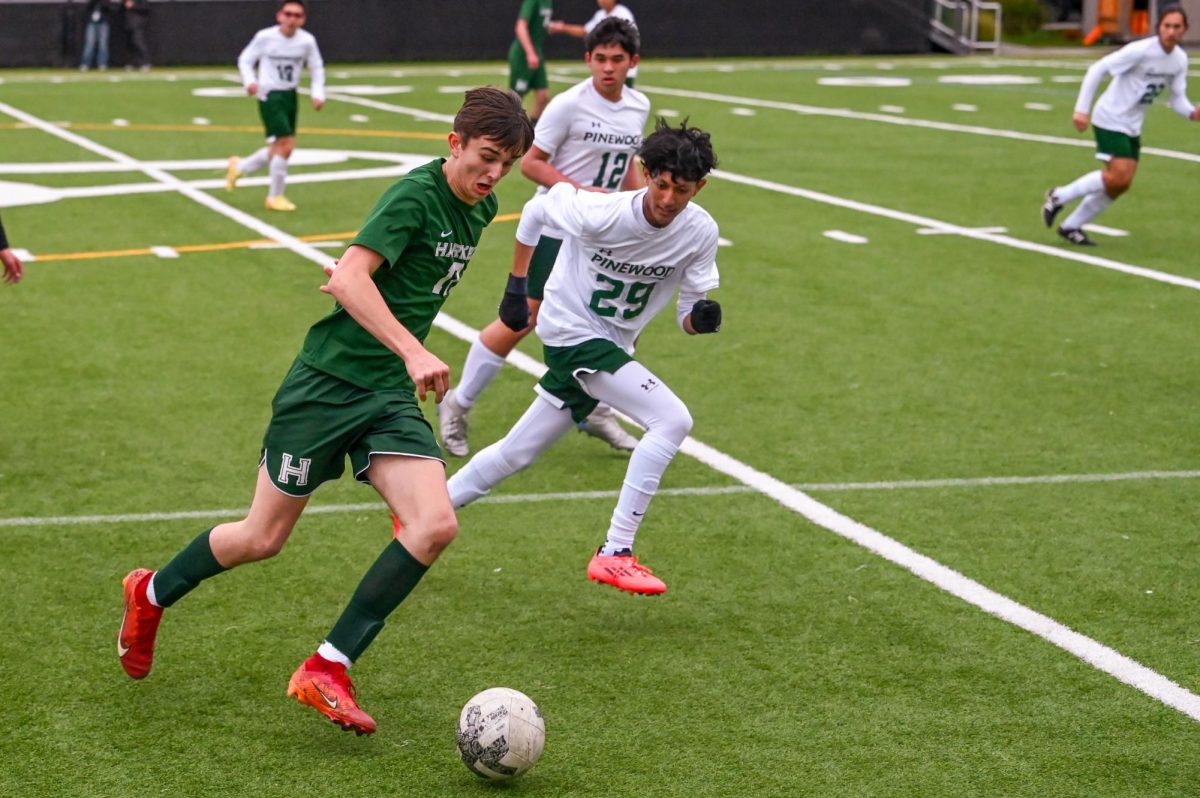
<box><xmin>517</xmin><ymin>183</ymin><xmax>720</xmax><ymax>354</ymax></box>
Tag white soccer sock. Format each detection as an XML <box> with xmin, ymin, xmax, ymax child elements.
<box><xmin>1053</xmin><ymin>170</ymin><xmax>1105</xmax><ymax>205</ymax></box>
<box><xmin>446</xmin><ymin>396</ymin><xmax>574</xmax><ymax>507</ymax></box>
<box><xmin>456</xmin><ymin>337</ymin><xmax>508</xmax><ymax>408</ymax></box>
<box><xmin>446</xmin><ymin>441</ymin><xmax>513</xmax><ymax>507</ymax></box>
<box><xmin>603</xmin><ymin>431</ymin><xmax>679</xmax><ymax>553</ymax></box>
<box><xmin>1062</xmin><ymin>192</ymin><xmax>1113</xmax><ymax>230</ymax></box>
<box><xmin>317</xmin><ymin>641</ymin><xmax>353</xmax><ymax>668</ymax></box>
<box><xmin>239</xmin><ymin>147</ymin><xmax>269</xmax><ymax>175</ymax></box>
<box><xmin>145</xmin><ymin>574</ymin><xmax>162</xmax><ymax>607</ymax></box>
<box><xmin>268</xmin><ymin>155</ymin><xmax>288</xmax><ymax>198</ymax></box>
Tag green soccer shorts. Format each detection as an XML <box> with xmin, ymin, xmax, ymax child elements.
<box><xmin>1093</xmin><ymin>125</ymin><xmax>1140</xmax><ymax>161</ymax></box>
<box><xmin>261</xmin><ymin>359</ymin><xmax>444</xmax><ymax>497</ymax></box>
<box><xmin>508</xmin><ymin>44</ymin><xmax>548</xmax><ymax>95</ymax></box>
<box><xmin>528</xmin><ymin>235</ymin><xmax>562</xmax><ymax>301</ymax></box>
<box><xmin>536</xmin><ymin>338</ymin><xmax>634</xmax><ymax>423</ymax></box>
<box><xmin>259</xmin><ymin>89</ymin><xmax>298</xmax><ymax>140</ymax></box>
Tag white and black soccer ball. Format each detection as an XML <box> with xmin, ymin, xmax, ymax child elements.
<box><xmin>455</xmin><ymin>687</ymin><xmax>545</xmax><ymax>781</ymax></box>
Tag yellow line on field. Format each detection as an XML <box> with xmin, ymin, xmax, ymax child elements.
<box><xmin>0</xmin><ymin>121</ymin><xmax>446</xmax><ymax>139</ymax></box>
<box><xmin>31</xmin><ymin>216</ymin><xmax>520</xmax><ymax>263</ymax></box>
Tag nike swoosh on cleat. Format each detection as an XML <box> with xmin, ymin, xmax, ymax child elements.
<box><xmin>312</xmin><ymin>681</ymin><xmax>339</xmax><ymax>709</ymax></box>
<box><xmin>117</xmin><ymin>608</ymin><xmax>131</xmax><ymax>657</ymax></box>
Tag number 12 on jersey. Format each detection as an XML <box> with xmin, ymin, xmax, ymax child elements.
<box><xmin>592</xmin><ymin>152</ymin><xmax>630</xmax><ymax>189</ymax></box>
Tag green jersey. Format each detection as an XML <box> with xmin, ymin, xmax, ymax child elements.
<box><xmin>298</xmin><ymin>158</ymin><xmax>498</xmax><ymax>392</ymax></box>
<box><xmin>511</xmin><ymin>0</ymin><xmax>553</xmax><ymax>55</ymax></box>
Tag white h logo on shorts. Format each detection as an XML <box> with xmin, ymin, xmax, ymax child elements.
<box><xmin>277</xmin><ymin>453</ymin><xmax>312</xmax><ymax>487</ymax></box>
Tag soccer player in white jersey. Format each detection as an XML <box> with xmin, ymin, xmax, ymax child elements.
<box><xmin>225</xmin><ymin>0</ymin><xmax>326</xmax><ymax>212</ymax></box>
<box><xmin>445</xmin><ymin>119</ymin><xmax>722</xmax><ymax>596</ymax></box>
<box><xmin>551</xmin><ymin>1</ymin><xmax>640</xmax><ymax>86</ymax></box>
<box><xmin>439</xmin><ymin>17</ymin><xmax>649</xmax><ymax>457</ymax></box>
<box><xmin>1042</xmin><ymin>4</ymin><xmax>1200</xmax><ymax>245</ymax></box>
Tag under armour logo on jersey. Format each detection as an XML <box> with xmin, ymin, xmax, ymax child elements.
<box><xmin>277</xmin><ymin>453</ymin><xmax>312</xmax><ymax>487</ymax></box>
<box><xmin>598</xmin><ymin>248</ymin><xmax>614</xmax><ymax>257</ymax></box>
<box><xmin>640</xmin><ymin>378</ymin><xmax>658</xmax><ymax>392</ymax></box>
<box><xmin>591</xmin><ymin>121</ymin><xmax>602</xmax><ymax>128</ymax></box>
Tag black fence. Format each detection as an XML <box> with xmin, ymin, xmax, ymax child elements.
<box><xmin>1</xmin><ymin>0</ymin><xmax>932</xmax><ymax>69</ymax></box>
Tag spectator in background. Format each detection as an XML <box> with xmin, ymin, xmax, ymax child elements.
<box><xmin>122</xmin><ymin>0</ymin><xmax>151</xmax><ymax>71</ymax></box>
<box><xmin>80</xmin><ymin>0</ymin><xmax>119</xmax><ymax>72</ymax></box>
<box><xmin>1</xmin><ymin>213</ymin><xmax>25</xmax><ymax>285</ymax></box>
<box><xmin>551</xmin><ymin>0</ymin><xmax>640</xmax><ymax>86</ymax></box>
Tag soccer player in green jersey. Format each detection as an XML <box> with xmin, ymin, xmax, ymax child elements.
<box><xmin>509</xmin><ymin>0</ymin><xmax>554</xmax><ymax>121</ymax></box>
<box><xmin>117</xmin><ymin>87</ymin><xmax>534</xmax><ymax>736</ymax></box>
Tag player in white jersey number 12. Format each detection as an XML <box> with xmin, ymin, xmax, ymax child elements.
<box><xmin>226</xmin><ymin>0</ymin><xmax>326</xmax><ymax>212</ymax></box>
<box><xmin>439</xmin><ymin>18</ymin><xmax>649</xmax><ymax>457</ymax></box>
<box><xmin>446</xmin><ymin>119</ymin><xmax>723</xmax><ymax>596</ymax></box>
<box><xmin>1042</xmin><ymin>4</ymin><xmax>1200</xmax><ymax>246</ymax></box>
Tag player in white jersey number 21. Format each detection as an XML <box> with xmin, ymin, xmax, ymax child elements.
<box><xmin>446</xmin><ymin>120</ymin><xmax>723</xmax><ymax>596</ymax></box>
<box><xmin>1042</xmin><ymin>4</ymin><xmax>1200</xmax><ymax>246</ymax></box>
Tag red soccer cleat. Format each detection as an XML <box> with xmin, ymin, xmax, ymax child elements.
<box><xmin>287</xmin><ymin>654</ymin><xmax>377</xmax><ymax>736</ymax></box>
<box><xmin>587</xmin><ymin>547</ymin><xmax>667</xmax><ymax>595</ymax></box>
<box><xmin>118</xmin><ymin>568</ymin><xmax>164</xmax><ymax>679</ymax></box>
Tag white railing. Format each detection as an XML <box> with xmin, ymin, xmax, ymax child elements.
<box><xmin>931</xmin><ymin>0</ymin><xmax>1003</xmax><ymax>52</ymax></box>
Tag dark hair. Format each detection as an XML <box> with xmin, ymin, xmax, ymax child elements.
<box><xmin>637</xmin><ymin>118</ymin><xmax>717</xmax><ymax>183</ymax></box>
<box><xmin>585</xmin><ymin>17</ymin><xmax>639</xmax><ymax>57</ymax></box>
<box><xmin>1159</xmin><ymin>3</ymin><xmax>1188</xmax><ymax>28</ymax></box>
<box><xmin>279</xmin><ymin>0</ymin><xmax>305</xmax><ymax>11</ymax></box>
<box><xmin>453</xmin><ymin>87</ymin><xmax>534</xmax><ymax>156</ymax></box>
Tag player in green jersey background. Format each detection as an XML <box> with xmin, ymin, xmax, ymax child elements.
<box><xmin>116</xmin><ymin>88</ymin><xmax>534</xmax><ymax>737</ymax></box>
<box><xmin>509</xmin><ymin>0</ymin><xmax>554</xmax><ymax>121</ymax></box>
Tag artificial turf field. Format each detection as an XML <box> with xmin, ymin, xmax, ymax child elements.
<box><xmin>2</xmin><ymin>55</ymin><xmax>1200</xmax><ymax>796</ymax></box>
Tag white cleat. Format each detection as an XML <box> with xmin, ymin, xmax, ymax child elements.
<box><xmin>580</xmin><ymin>405</ymin><xmax>639</xmax><ymax>451</ymax></box>
<box><xmin>438</xmin><ymin>389</ymin><xmax>470</xmax><ymax>457</ymax></box>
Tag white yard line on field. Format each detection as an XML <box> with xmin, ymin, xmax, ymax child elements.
<box><xmin>713</xmin><ymin>169</ymin><xmax>1200</xmax><ymax>292</ymax></box>
<box><xmin>633</xmin><ymin>83</ymin><xmax>1200</xmax><ymax>165</ymax></box>
<box><xmin>5</xmin><ymin>469</ymin><xmax>1200</xmax><ymax>528</ymax></box>
<box><xmin>5</xmin><ymin>99</ymin><xmax>1200</xmax><ymax>724</ymax></box>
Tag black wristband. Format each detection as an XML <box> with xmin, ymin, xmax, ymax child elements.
<box><xmin>505</xmin><ymin>273</ymin><xmax>528</xmax><ymax>295</ymax></box>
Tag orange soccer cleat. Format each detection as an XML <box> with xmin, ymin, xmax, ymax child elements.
<box><xmin>287</xmin><ymin>654</ymin><xmax>377</xmax><ymax>736</ymax></box>
<box><xmin>118</xmin><ymin>568</ymin><xmax>164</xmax><ymax>679</ymax></box>
<box><xmin>587</xmin><ymin>547</ymin><xmax>666</xmax><ymax>596</ymax></box>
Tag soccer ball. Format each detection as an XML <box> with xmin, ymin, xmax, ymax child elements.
<box><xmin>455</xmin><ymin>687</ymin><xmax>545</xmax><ymax>780</ymax></box>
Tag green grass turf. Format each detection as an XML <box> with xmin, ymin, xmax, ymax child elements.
<box><xmin>2</xmin><ymin>57</ymin><xmax>1200</xmax><ymax>796</ymax></box>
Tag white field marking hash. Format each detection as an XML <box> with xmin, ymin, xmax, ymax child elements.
<box><xmin>824</xmin><ymin>230</ymin><xmax>868</xmax><ymax>244</ymax></box>
<box><xmin>5</xmin><ymin>99</ymin><xmax>1200</xmax><ymax>724</ymax></box>
<box><xmin>6</xmin><ymin>469</ymin><xmax>1200</xmax><ymax>528</ymax></box>
<box><xmin>1082</xmin><ymin>223</ymin><xmax>1129</xmax><ymax>237</ymax></box>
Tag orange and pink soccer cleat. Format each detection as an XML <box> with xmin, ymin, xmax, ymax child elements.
<box><xmin>587</xmin><ymin>547</ymin><xmax>667</xmax><ymax>595</ymax></box>
<box><xmin>118</xmin><ymin>568</ymin><xmax>164</xmax><ymax>679</ymax></box>
<box><xmin>287</xmin><ymin>654</ymin><xmax>377</xmax><ymax>736</ymax></box>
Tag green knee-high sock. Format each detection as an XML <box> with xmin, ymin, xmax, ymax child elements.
<box><xmin>326</xmin><ymin>539</ymin><xmax>429</xmax><ymax>662</ymax></box>
<box><xmin>152</xmin><ymin>528</ymin><xmax>228</xmax><ymax>607</ymax></box>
